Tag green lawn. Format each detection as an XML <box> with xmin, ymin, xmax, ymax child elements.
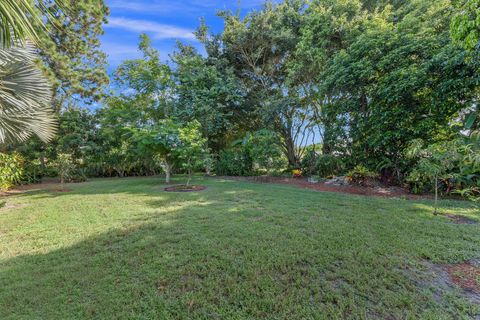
<box><xmin>0</xmin><ymin>177</ymin><xmax>479</xmax><ymax>319</ymax></box>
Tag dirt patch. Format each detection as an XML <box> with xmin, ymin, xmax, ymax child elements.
<box><xmin>0</xmin><ymin>201</ymin><xmax>25</xmax><ymax>212</ymax></box>
<box><xmin>164</xmin><ymin>185</ymin><xmax>207</xmax><ymax>192</ymax></box>
<box><xmin>52</xmin><ymin>188</ymin><xmax>72</xmax><ymax>193</ymax></box>
<box><xmin>1</xmin><ymin>182</ymin><xmax>77</xmax><ymax>196</ymax></box>
<box><xmin>217</xmin><ymin>176</ymin><xmax>425</xmax><ymax>199</ymax></box>
<box><xmin>445</xmin><ymin>214</ymin><xmax>478</xmax><ymax>225</ymax></box>
<box><xmin>444</xmin><ymin>262</ymin><xmax>480</xmax><ymax>294</ymax></box>
<box><xmin>424</xmin><ymin>260</ymin><xmax>480</xmax><ymax>306</ymax></box>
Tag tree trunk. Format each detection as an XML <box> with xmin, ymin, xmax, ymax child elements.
<box><xmin>186</xmin><ymin>169</ymin><xmax>192</xmax><ymax>186</ymax></box>
<box><xmin>284</xmin><ymin>135</ymin><xmax>299</xmax><ymax>168</ymax></box>
<box><xmin>434</xmin><ymin>175</ymin><xmax>438</xmax><ymax>215</ymax></box>
<box><xmin>165</xmin><ymin>162</ymin><xmax>172</xmax><ymax>184</ymax></box>
<box><xmin>322</xmin><ymin>122</ymin><xmax>334</xmax><ymax>155</ymax></box>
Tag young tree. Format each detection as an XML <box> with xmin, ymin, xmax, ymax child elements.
<box><xmin>53</xmin><ymin>153</ymin><xmax>75</xmax><ymax>191</ymax></box>
<box><xmin>176</xmin><ymin>121</ymin><xmax>209</xmax><ymax>186</ymax></box>
<box><xmin>132</xmin><ymin>120</ymin><xmax>181</xmax><ymax>184</ymax></box>
<box><xmin>407</xmin><ymin>140</ymin><xmax>459</xmax><ymax>215</ymax></box>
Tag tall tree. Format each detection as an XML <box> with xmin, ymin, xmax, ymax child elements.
<box><xmin>451</xmin><ymin>0</ymin><xmax>480</xmax><ymax>51</ymax></box>
<box><xmin>36</xmin><ymin>0</ymin><xmax>109</xmax><ymax>108</ymax></box>
<box><xmin>219</xmin><ymin>0</ymin><xmax>310</xmax><ymax>168</ymax></box>
<box><xmin>172</xmin><ymin>43</ymin><xmax>245</xmax><ymax>153</ymax></box>
<box><xmin>115</xmin><ymin>34</ymin><xmax>174</xmax><ymax>119</ymax></box>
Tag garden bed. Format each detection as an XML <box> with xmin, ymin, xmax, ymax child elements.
<box><xmin>217</xmin><ymin>176</ymin><xmax>424</xmax><ymax>199</ymax></box>
<box><xmin>164</xmin><ymin>185</ymin><xmax>207</xmax><ymax>192</ymax></box>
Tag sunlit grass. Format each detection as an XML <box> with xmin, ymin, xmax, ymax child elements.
<box><xmin>0</xmin><ymin>176</ymin><xmax>479</xmax><ymax>318</ymax></box>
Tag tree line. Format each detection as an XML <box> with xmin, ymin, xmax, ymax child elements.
<box><xmin>1</xmin><ymin>0</ymin><xmax>479</xmax><ymax>200</ymax></box>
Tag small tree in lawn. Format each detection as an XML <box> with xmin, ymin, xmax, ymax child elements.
<box><xmin>176</xmin><ymin>121</ymin><xmax>209</xmax><ymax>186</ymax></box>
<box><xmin>54</xmin><ymin>153</ymin><xmax>75</xmax><ymax>191</ymax></box>
<box><xmin>133</xmin><ymin>120</ymin><xmax>180</xmax><ymax>184</ymax></box>
<box><xmin>406</xmin><ymin>140</ymin><xmax>459</xmax><ymax>215</ymax></box>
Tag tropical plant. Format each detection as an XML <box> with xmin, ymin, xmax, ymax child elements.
<box><xmin>0</xmin><ymin>44</ymin><xmax>56</xmax><ymax>144</ymax></box>
<box><xmin>215</xmin><ymin>149</ymin><xmax>253</xmax><ymax>177</ymax></box>
<box><xmin>406</xmin><ymin>140</ymin><xmax>460</xmax><ymax>215</ymax></box>
<box><xmin>0</xmin><ymin>152</ymin><xmax>24</xmax><ymax>191</ymax></box>
<box><xmin>346</xmin><ymin>165</ymin><xmax>379</xmax><ymax>187</ymax></box>
<box><xmin>0</xmin><ymin>1</ymin><xmax>61</xmax><ymax>145</ymax></box>
<box><xmin>0</xmin><ymin>0</ymin><xmax>44</xmax><ymax>47</ymax></box>
<box><xmin>302</xmin><ymin>152</ymin><xmax>346</xmax><ymax>178</ymax></box>
<box><xmin>0</xmin><ymin>0</ymin><xmax>70</xmax><ymax>48</ymax></box>
<box><xmin>248</xmin><ymin>130</ymin><xmax>287</xmax><ymax>174</ymax></box>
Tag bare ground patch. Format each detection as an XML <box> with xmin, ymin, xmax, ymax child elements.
<box><xmin>424</xmin><ymin>260</ymin><xmax>480</xmax><ymax>306</ymax></box>
<box><xmin>217</xmin><ymin>176</ymin><xmax>426</xmax><ymax>199</ymax></box>
<box><xmin>445</xmin><ymin>214</ymin><xmax>478</xmax><ymax>225</ymax></box>
<box><xmin>164</xmin><ymin>185</ymin><xmax>207</xmax><ymax>192</ymax></box>
<box><xmin>0</xmin><ymin>200</ymin><xmax>26</xmax><ymax>212</ymax></box>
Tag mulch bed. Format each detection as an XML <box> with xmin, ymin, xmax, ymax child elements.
<box><xmin>164</xmin><ymin>185</ymin><xmax>207</xmax><ymax>192</ymax></box>
<box><xmin>443</xmin><ymin>262</ymin><xmax>480</xmax><ymax>294</ymax></box>
<box><xmin>218</xmin><ymin>176</ymin><xmax>425</xmax><ymax>199</ymax></box>
<box><xmin>445</xmin><ymin>214</ymin><xmax>478</xmax><ymax>225</ymax></box>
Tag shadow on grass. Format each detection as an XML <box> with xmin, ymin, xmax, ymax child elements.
<box><xmin>1</xmin><ymin>177</ymin><xmax>479</xmax><ymax>318</ymax></box>
<box><xmin>10</xmin><ymin>175</ymin><xmax>212</xmax><ymax>200</ymax></box>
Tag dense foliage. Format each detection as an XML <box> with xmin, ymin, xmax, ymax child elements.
<box><xmin>3</xmin><ymin>0</ymin><xmax>480</xmax><ymax>201</ymax></box>
<box><xmin>0</xmin><ymin>152</ymin><xmax>24</xmax><ymax>191</ymax></box>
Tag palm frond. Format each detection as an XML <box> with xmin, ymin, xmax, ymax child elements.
<box><xmin>0</xmin><ymin>0</ymin><xmax>42</xmax><ymax>48</ymax></box>
<box><xmin>0</xmin><ymin>44</ymin><xmax>56</xmax><ymax>144</ymax></box>
<box><xmin>0</xmin><ymin>0</ymin><xmax>69</xmax><ymax>48</ymax></box>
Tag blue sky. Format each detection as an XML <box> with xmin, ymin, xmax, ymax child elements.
<box><xmin>101</xmin><ymin>0</ymin><xmax>269</xmax><ymax>69</ymax></box>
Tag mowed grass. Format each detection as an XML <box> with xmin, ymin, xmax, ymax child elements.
<box><xmin>0</xmin><ymin>177</ymin><xmax>479</xmax><ymax>319</ymax></box>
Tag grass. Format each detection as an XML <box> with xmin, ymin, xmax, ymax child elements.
<box><xmin>0</xmin><ymin>176</ymin><xmax>479</xmax><ymax>319</ymax></box>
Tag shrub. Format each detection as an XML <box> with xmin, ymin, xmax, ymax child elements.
<box><xmin>316</xmin><ymin>154</ymin><xmax>345</xmax><ymax>177</ymax></box>
<box><xmin>51</xmin><ymin>154</ymin><xmax>75</xmax><ymax>190</ymax></box>
<box><xmin>22</xmin><ymin>160</ymin><xmax>44</xmax><ymax>184</ymax></box>
<box><xmin>346</xmin><ymin>165</ymin><xmax>379</xmax><ymax>186</ymax></box>
<box><xmin>300</xmin><ymin>149</ymin><xmax>318</xmax><ymax>176</ymax></box>
<box><xmin>301</xmin><ymin>152</ymin><xmax>345</xmax><ymax>178</ymax></box>
<box><xmin>0</xmin><ymin>152</ymin><xmax>24</xmax><ymax>191</ymax></box>
<box><xmin>249</xmin><ymin>130</ymin><xmax>286</xmax><ymax>174</ymax></box>
<box><xmin>215</xmin><ymin>150</ymin><xmax>253</xmax><ymax>176</ymax></box>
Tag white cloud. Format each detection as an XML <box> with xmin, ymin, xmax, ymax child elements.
<box><xmin>108</xmin><ymin>1</ymin><xmax>182</xmax><ymax>14</ymax></box>
<box><xmin>108</xmin><ymin>0</ymin><xmax>270</xmax><ymax>15</ymax></box>
<box><xmin>101</xmin><ymin>41</ymin><xmax>175</xmax><ymax>66</ymax></box>
<box><xmin>101</xmin><ymin>43</ymin><xmax>141</xmax><ymax>64</ymax></box>
<box><xmin>106</xmin><ymin>17</ymin><xmax>196</xmax><ymax>40</ymax></box>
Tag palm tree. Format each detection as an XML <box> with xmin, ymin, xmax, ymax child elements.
<box><xmin>0</xmin><ymin>0</ymin><xmax>66</xmax><ymax>144</ymax></box>
<box><xmin>0</xmin><ymin>0</ymin><xmax>67</xmax><ymax>48</ymax></box>
<box><xmin>0</xmin><ymin>44</ymin><xmax>56</xmax><ymax>144</ymax></box>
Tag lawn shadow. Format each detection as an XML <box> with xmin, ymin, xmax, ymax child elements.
<box><xmin>1</xmin><ymin>177</ymin><xmax>480</xmax><ymax>318</ymax></box>
<box><xmin>8</xmin><ymin>175</ymin><xmax>206</xmax><ymax>200</ymax></box>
